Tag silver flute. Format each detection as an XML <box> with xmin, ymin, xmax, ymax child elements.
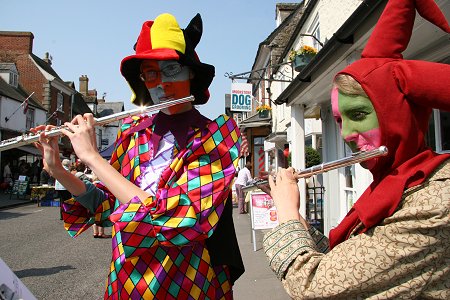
<box><xmin>242</xmin><ymin>146</ymin><xmax>388</xmax><ymax>192</ymax></box>
<box><xmin>0</xmin><ymin>96</ymin><xmax>195</xmax><ymax>152</ymax></box>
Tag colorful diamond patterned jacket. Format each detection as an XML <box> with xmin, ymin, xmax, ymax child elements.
<box><xmin>62</xmin><ymin>112</ymin><xmax>242</xmax><ymax>299</ymax></box>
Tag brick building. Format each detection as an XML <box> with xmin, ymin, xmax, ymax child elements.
<box><xmin>0</xmin><ymin>31</ymin><xmax>92</xmax><ymax>156</ymax></box>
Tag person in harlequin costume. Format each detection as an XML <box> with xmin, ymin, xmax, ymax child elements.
<box><xmin>262</xmin><ymin>0</ymin><xmax>450</xmax><ymax>298</ymax></box>
<box><xmin>33</xmin><ymin>13</ymin><xmax>244</xmax><ymax>299</ymax></box>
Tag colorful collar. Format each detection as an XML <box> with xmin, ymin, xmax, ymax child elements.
<box><xmin>152</xmin><ymin>108</ymin><xmax>209</xmax><ymax>150</ymax></box>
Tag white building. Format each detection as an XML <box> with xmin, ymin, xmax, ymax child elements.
<box><xmin>274</xmin><ymin>0</ymin><xmax>449</xmax><ymax>234</ymax></box>
<box><xmin>242</xmin><ymin>0</ymin><xmax>449</xmax><ymax>234</ymax></box>
<box><xmin>0</xmin><ymin>62</ymin><xmax>47</xmax><ymax>177</ymax></box>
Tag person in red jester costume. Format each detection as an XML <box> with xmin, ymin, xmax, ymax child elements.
<box><xmin>262</xmin><ymin>0</ymin><xmax>450</xmax><ymax>298</ymax></box>
<box><xmin>32</xmin><ymin>13</ymin><xmax>244</xmax><ymax>299</ymax></box>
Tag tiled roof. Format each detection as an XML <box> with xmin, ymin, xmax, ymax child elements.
<box><xmin>0</xmin><ymin>77</ymin><xmax>45</xmax><ymax>110</ymax></box>
<box><xmin>30</xmin><ymin>53</ymin><xmax>60</xmax><ymax>79</ymax></box>
<box><xmin>97</xmin><ymin>102</ymin><xmax>124</xmax><ymax>117</ymax></box>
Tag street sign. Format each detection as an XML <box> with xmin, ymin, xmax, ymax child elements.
<box><xmin>230</xmin><ymin>83</ymin><xmax>252</xmax><ymax>112</ymax></box>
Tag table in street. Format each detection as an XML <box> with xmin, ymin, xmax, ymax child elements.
<box><xmin>31</xmin><ymin>185</ymin><xmax>56</xmax><ymax>206</ymax></box>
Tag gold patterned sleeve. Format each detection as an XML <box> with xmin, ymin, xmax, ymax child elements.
<box><xmin>307</xmin><ymin>226</ymin><xmax>329</xmax><ymax>254</ymax></box>
<box><xmin>263</xmin><ymin>220</ymin><xmax>318</xmax><ymax>280</ymax></box>
<box><xmin>263</xmin><ymin>175</ymin><xmax>450</xmax><ymax>299</ymax></box>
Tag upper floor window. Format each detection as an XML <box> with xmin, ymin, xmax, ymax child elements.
<box><xmin>57</xmin><ymin>92</ymin><xmax>64</xmax><ymax>112</ymax></box>
<box><xmin>25</xmin><ymin>108</ymin><xmax>35</xmax><ymax>130</ymax></box>
<box><xmin>9</xmin><ymin>73</ymin><xmax>18</xmax><ymax>88</ymax></box>
<box><xmin>307</xmin><ymin>13</ymin><xmax>322</xmax><ymax>51</ymax></box>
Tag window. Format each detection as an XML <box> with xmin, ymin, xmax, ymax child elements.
<box><xmin>9</xmin><ymin>73</ymin><xmax>18</xmax><ymax>88</ymax></box>
<box><xmin>307</xmin><ymin>13</ymin><xmax>321</xmax><ymax>51</ymax></box>
<box><xmin>233</xmin><ymin>113</ymin><xmax>242</xmax><ymax>124</ymax></box>
<box><xmin>426</xmin><ymin>109</ymin><xmax>450</xmax><ymax>153</ymax></box>
<box><xmin>343</xmin><ymin>143</ymin><xmax>357</xmax><ymax>209</ymax></box>
<box><xmin>25</xmin><ymin>109</ymin><xmax>34</xmax><ymax>129</ymax></box>
<box><xmin>57</xmin><ymin>92</ymin><xmax>64</xmax><ymax>112</ymax></box>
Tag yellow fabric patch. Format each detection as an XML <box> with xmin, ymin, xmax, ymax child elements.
<box><xmin>123</xmin><ymin>221</ymin><xmax>139</xmax><ymax>233</ymax></box>
<box><xmin>200</xmin><ymin>174</ymin><xmax>212</xmax><ymax>185</ymax></box>
<box><xmin>190</xmin><ymin>285</ymin><xmax>202</xmax><ymax>299</ymax></box>
<box><xmin>164</xmin><ymin>217</ymin><xmax>182</xmax><ymax>228</ymax></box>
<box><xmin>151</xmin><ymin>13</ymin><xmax>186</xmax><ymax>54</ymax></box>
<box><xmin>201</xmin><ymin>194</ymin><xmax>213</xmax><ymax>211</ymax></box>
<box><xmin>186</xmin><ymin>265</ymin><xmax>196</xmax><ymax>281</ymax></box>
<box><xmin>203</xmin><ymin>136</ymin><xmax>216</xmax><ymax>154</ymax></box>
<box><xmin>231</xmin><ymin>130</ymin><xmax>238</xmax><ymax>143</ymax></box>
<box><xmin>162</xmin><ymin>256</ymin><xmax>173</xmax><ymax>272</ymax></box>
<box><xmin>124</xmin><ymin>278</ymin><xmax>135</xmax><ymax>294</ymax></box>
<box><xmin>207</xmin><ymin>209</ymin><xmax>219</xmax><ymax>225</ymax></box>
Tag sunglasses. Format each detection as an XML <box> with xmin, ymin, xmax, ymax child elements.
<box><xmin>140</xmin><ymin>63</ymin><xmax>183</xmax><ymax>82</ymax></box>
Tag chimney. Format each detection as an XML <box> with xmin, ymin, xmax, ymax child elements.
<box><xmin>79</xmin><ymin>75</ymin><xmax>88</xmax><ymax>96</ymax></box>
<box><xmin>43</xmin><ymin>52</ymin><xmax>52</xmax><ymax>65</ymax></box>
<box><xmin>0</xmin><ymin>31</ymin><xmax>34</xmax><ymax>54</ymax></box>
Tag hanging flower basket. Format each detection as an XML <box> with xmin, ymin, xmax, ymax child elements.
<box><xmin>289</xmin><ymin>45</ymin><xmax>318</xmax><ymax>72</ymax></box>
<box><xmin>293</xmin><ymin>53</ymin><xmax>315</xmax><ymax>72</ymax></box>
<box><xmin>256</xmin><ymin>104</ymin><xmax>272</xmax><ymax>118</ymax></box>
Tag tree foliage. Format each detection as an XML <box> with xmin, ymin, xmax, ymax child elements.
<box><xmin>288</xmin><ymin>146</ymin><xmax>321</xmax><ymax>168</ymax></box>
<box><xmin>305</xmin><ymin>146</ymin><xmax>321</xmax><ymax>168</ymax></box>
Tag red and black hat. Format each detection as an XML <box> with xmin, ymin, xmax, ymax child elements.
<box><xmin>120</xmin><ymin>13</ymin><xmax>215</xmax><ymax>106</ymax></box>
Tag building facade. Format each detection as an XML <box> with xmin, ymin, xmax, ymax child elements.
<box><xmin>234</xmin><ymin>0</ymin><xmax>449</xmax><ymax>234</ymax></box>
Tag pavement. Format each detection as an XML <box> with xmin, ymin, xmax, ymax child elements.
<box><xmin>0</xmin><ymin>192</ymin><xmax>290</xmax><ymax>299</ymax></box>
<box><xmin>0</xmin><ymin>191</ymin><xmax>35</xmax><ymax>210</ymax></box>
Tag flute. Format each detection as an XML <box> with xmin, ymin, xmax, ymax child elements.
<box><xmin>242</xmin><ymin>146</ymin><xmax>388</xmax><ymax>192</ymax></box>
<box><xmin>0</xmin><ymin>96</ymin><xmax>195</xmax><ymax>152</ymax></box>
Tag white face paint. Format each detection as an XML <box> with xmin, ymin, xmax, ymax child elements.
<box><xmin>143</xmin><ymin>60</ymin><xmax>191</xmax><ymax>104</ymax></box>
<box><xmin>149</xmin><ymin>85</ymin><xmax>164</xmax><ymax>104</ymax></box>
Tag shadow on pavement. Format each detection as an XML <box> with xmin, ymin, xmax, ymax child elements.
<box><xmin>0</xmin><ymin>211</ymin><xmax>30</xmax><ymax>220</ymax></box>
<box><xmin>15</xmin><ymin>265</ymin><xmax>76</xmax><ymax>278</ymax></box>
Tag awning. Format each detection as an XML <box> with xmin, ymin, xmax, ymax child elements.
<box><xmin>18</xmin><ymin>145</ymin><xmax>42</xmax><ymax>156</ymax></box>
<box><xmin>99</xmin><ymin>143</ymin><xmax>115</xmax><ymax>159</ymax></box>
<box><xmin>265</xmin><ymin>132</ymin><xmax>287</xmax><ymax>143</ymax></box>
<box><xmin>239</xmin><ymin>113</ymin><xmax>271</xmax><ymax>129</ymax></box>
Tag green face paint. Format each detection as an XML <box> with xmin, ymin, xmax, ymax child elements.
<box><xmin>332</xmin><ymin>90</ymin><xmax>381</xmax><ymax>154</ymax></box>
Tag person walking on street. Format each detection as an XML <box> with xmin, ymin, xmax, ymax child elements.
<box><xmin>54</xmin><ymin>159</ymin><xmax>72</xmax><ymax>220</ymax></box>
<box><xmin>234</xmin><ymin>161</ymin><xmax>252</xmax><ymax>214</ymax></box>
<box><xmin>32</xmin><ymin>13</ymin><xmax>244</xmax><ymax>299</ymax></box>
<box><xmin>3</xmin><ymin>162</ymin><xmax>12</xmax><ymax>187</ymax></box>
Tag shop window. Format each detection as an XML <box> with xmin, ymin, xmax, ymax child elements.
<box><xmin>253</xmin><ymin>137</ymin><xmax>265</xmax><ymax>177</ymax></box>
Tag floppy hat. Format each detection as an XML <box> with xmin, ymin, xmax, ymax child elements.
<box><xmin>120</xmin><ymin>13</ymin><xmax>215</xmax><ymax>106</ymax></box>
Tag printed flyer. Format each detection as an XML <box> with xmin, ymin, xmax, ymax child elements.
<box><xmin>250</xmin><ymin>192</ymin><xmax>279</xmax><ymax>230</ymax></box>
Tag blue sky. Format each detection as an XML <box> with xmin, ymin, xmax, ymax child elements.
<box><xmin>0</xmin><ymin>0</ymin><xmax>293</xmax><ymax>119</ymax></box>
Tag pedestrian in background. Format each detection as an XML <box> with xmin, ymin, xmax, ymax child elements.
<box><xmin>3</xmin><ymin>162</ymin><xmax>12</xmax><ymax>186</ymax></box>
<box><xmin>54</xmin><ymin>159</ymin><xmax>71</xmax><ymax>220</ymax></box>
<box><xmin>234</xmin><ymin>161</ymin><xmax>252</xmax><ymax>214</ymax></box>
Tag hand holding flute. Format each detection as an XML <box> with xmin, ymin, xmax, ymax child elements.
<box><xmin>268</xmin><ymin>167</ymin><xmax>305</xmax><ymax>225</ymax></box>
<box><xmin>31</xmin><ymin>113</ymin><xmax>99</xmax><ymax>197</ymax></box>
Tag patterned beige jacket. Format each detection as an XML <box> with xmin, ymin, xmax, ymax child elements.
<box><xmin>263</xmin><ymin>161</ymin><xmax>450</xmax><ymax>299</ymax></box>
